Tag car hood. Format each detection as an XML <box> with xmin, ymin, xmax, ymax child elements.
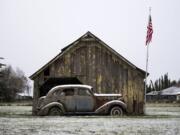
<box><xmin>94</xmin><ymin>93</ymin><xmax>122</xmax><ymax>97</ymax></box>
<box><xmin>94</xmin><ymin>93</ymin><xmax>122</xmax><ymax>101</ymax></box>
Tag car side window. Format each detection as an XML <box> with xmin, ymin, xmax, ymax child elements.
<box><xmin>63</xmin><ymin>88</ymin><xmax>74</xmax><ymax>96</ymax></box>
<box><xmin>52</xmin><ymin>89</ymin><xmax>61</xmax><ymax>96</ymax></box>
<box><xmin>59</xmin><ymin>91</ymin><xmax>65</xmax><ymax>96</ymax></box>
<box><xmin>78</xmin><ymin>88</ymin><xmax>91</xmax><ymax>96</ymax></box>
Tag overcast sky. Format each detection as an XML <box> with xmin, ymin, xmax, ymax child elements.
<box><xmin>0</xmin><ymin>0</ymin><xmax>180</xmax><ymax>83</ymax></box>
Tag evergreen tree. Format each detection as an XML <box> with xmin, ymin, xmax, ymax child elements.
<box><xmin>146</xmin><ymin>73</ymin><xmax>179</xmax><ymax>93</ymax></box>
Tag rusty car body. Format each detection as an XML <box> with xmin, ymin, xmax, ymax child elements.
<box><xmin>37</xmin><ymin>84</ymin><xmax>127</xmax><ymax>116</ymax></box>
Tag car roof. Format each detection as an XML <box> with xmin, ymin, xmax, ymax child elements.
<box><xmin>53</xmin><ymin>84</ymin><xmax>92</xmax><ymax>89</ymax></box>
<box><xmin>47</xmin><ymin>84</ymin><xmax>92</xmax><ymax>96</ymax></box>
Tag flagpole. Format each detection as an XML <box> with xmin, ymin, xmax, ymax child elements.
<box><xmin>144</xmin><ymin>44</ymin><xmax>149</xmax><ymax>104</ymax></box>
<box><xmin>145</xmin><ymin>7</ymin><xmax>151</xmax><ymax>104</ymax></box>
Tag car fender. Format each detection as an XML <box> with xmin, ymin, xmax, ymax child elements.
<box><xmin>38</xmin><ymin>102</ymin><xmax>65</xmax><ymax>116</ymax></box>
<box><xmin>37</xmin><ymin>96</ymin><xmax>46</xmax><ymax>108</ymax></box>
<box><xmin>95</xmin><ymin>100</ymin><xmax>127</xmax><ymax>114</ymax></box>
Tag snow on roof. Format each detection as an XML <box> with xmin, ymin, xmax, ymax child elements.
<box><xmin>160</xmin><ymin>86</ymin><xmax>180</xmax><ymax>95</ymax></box>
<box><xmin>146</xmin><ymin>86</ymin><xmax>180</xmax><ymax>96</ymax></box>
<box><xmin>146</xmin><ymin>91</ymin><xmax>159</xmax><ymax>95</ymax></box>
<box><xmin>17</xmin><ymin>92</ymin><xmax>32</xmax><ymax>97</ymax></box>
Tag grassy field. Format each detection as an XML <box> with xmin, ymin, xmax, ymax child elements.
<box><xmin>0</xmin><ymin>103</ymin><xmax>180</xmax><ymax>135</ymax></box>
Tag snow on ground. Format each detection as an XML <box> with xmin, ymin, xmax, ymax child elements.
<box><xmin>0</xmin><ymin>105</ymin><xmax>180</xmax><ymax>135</ymax></box>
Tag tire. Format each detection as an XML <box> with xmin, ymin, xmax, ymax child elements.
<box><xmin>48</xmin><ymin>107</ymin><xmax>63</xmax><ymax>116</ymax></box>
<box><xmin>110</xmin><ymin>106</ymin><xmax>123</xmax><ymax>116</ymax></box>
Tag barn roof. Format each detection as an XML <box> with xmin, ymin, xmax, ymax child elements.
<box><xmin>30</xmin><ymin>31</ymin><xmax>146</xmax><ymax>80</ymax></box>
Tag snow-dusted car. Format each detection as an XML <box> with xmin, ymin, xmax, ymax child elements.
<box><xmin>37</xmin><ymin>84</ymin><xmax>127</xmax><ymax>116</ymax></box>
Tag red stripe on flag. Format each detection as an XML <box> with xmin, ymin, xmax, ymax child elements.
<box><xmin>146</xmin><ymin>15</ymin><xmax>153</xmax><ymax>45</ymax></box>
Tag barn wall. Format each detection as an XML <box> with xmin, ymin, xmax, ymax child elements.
<box><xmin>56</xmin><ymin>40</ymin><xmax>131</xmax><ymax>94</ymax></box>
<box><xmin>32</xmin><ymin>40</ymin><xmax>145</xmax><ymax>115</ymax></box>
<box><xmin>32</xmin><ymin>73</ymin><xmax>43</xmax><ymax>115</ymax></box>
<box><xmin>126</xmin><ymin>69</ymin><xmax>144</xmax><ymax>114</ymax></box>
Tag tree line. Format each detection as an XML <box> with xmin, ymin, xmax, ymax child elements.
<box><xmin>146</xmin><ymin>73</ymin><xmax>180</xmax><ymax>93</ymax></box>
<box><xmin>0</xmin><ymin>65</ymin><xmax>30</xmax><ymax>102</ymax></box>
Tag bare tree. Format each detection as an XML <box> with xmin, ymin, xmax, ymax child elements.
<box><xmin>0</xmin><ymin>65</ymin><xmax>30</xmax><ymax>101</ymax></box>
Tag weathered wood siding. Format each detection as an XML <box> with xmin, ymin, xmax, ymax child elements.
<box><xmin>32</xmin><ymin>39</ymin><xmax>145</xmax><ymax>115</ymax></box>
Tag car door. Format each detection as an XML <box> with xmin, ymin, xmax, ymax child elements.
<box><xmin>76</xmin><ymin>88</ymin><xmax>95</xmax><ymax>112</ymax></box>
<box><xmin>61</xmin><ymin>88</ymin><xmax>76</xmax><ymax>112</ymax></box>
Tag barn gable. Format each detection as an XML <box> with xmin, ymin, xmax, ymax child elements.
<box><xmin>30</xmin><ymin>31</ymin><xmax>145</xmax><ymax>80</ymax></box>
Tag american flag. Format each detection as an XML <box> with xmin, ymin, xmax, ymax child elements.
<box><xmin>146</xmin><ymin>15</ymin><xmax>153</xmax><ymax>45</ymax></box>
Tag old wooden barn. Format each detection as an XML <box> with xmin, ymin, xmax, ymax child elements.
<box><xmin>30</xmin><ymin>31</ymin><xmax>146</xmax><ymax>115</ymax></box>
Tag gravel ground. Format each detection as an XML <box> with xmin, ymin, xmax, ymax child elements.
<box><xmin>0</xmin><ymin>105</ymin><xmax>180</xmax><ymax>135</ymax></box>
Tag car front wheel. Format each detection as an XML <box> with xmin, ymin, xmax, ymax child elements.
<box><xmin>110</xmin><ymin>106</ymin><xmax>123</xmax><ymax>116</ymax></box>
<box><xmin>48</xmin><ymin>107</ymin><xmax>63</xmax><ymax>116</ymax></box>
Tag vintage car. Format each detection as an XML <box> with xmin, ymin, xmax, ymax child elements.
<box><xmin>37</xmin><ymin>84</ymin><xmax>127</xmax><ymax>116</ymax></box>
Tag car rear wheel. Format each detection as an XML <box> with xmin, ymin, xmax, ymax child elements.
<box><xmin>48</xmin><ymin>107</ymin><xmax>63</xmax><ymax>116</ymax></box>
<box><xmin>110</xmin><ymin>106</ymin><xmax>123</xmax><ymax>116</ymax></box>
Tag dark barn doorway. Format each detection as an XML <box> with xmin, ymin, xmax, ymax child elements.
<box><xmin>39</xmin><ymin>77</ymin><xmax>82</xmax><ymax>96</ymax></box>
